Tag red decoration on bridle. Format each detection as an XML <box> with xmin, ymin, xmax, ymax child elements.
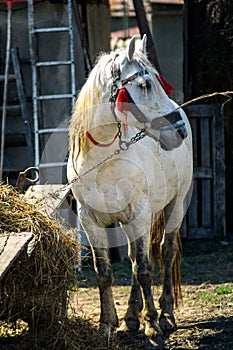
<box><xmin>116</xmin><ymin>74</ymin><xmax>174</xmax><ymax>115</ymax></box>
<box><xmin>116</xmin><ymin>86</ymin><xmax>130</xmax><ymax>113</ymax></box>
<box><xmin>156</xmin><ymin>74</ymin><xmax>174</xmax><ymax>97</ymax></box>
<box><xmin>116</xmin><ymin>86</ymin><xmax>130</xmax><ymax>131</ymax></box>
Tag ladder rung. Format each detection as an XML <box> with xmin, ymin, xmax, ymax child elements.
<box><xmin>0</xmin><ymin>104</ymin><xmax>21</xmax><ymax>112</ymax></box>
<box><xmin>0</xmin><ymin>74</ymin><xmax>16</xmax><ymax>82</ymax></box>
<box><xmin>36</xmin><ymin>94</ymin><xmax>74</xmax><ymax>100</ymax></box>
<box><xmin>33</xmin><ymin>27</ymin><xmax>70</xmax><ymax>34</ymax></box>
<box><xmin>38</xmin><ymin>128</ymin><xmax>68</xmax><ymax>134</ymax></box>
<box><xmin>36</xmin><ymin>60</ymin><xmax>73</xmax><ymax>67</ymax></box>
<box><xmin>39</xmin><ymin>162</ymin><xmax>67</xmax><ymax>168</ymax></box>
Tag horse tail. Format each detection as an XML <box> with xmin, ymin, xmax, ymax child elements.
<box><xmin>172</xmin><ymin>230</ymin><xmax>182</xmax><ymax>307</ymax></box>
<box><xmin>150</xmin><ymin>211</ymin><xmax>164</xmax><ymax>264</ymax></box>
<box><xmin>150</xmin><ymin>212</ymin><xmax>182</xmax><ymax>307</ymax></box>
<box><xmin>150</xmin><ymin>211</ymin><xmax>165</xmax><ymax>293</ymax></box>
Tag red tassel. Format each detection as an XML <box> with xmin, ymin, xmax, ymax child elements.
<box><xmin>116</xmin><ymin>87</ymin><xmax>130</xmax><ymax>113</ymax></box>
<box><xmin>156</xmin><ymin>74</ymin><xmax>174</xmax><ymax>96</ymax></box>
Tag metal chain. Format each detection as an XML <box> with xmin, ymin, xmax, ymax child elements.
<box><xmin>0</xmin><ymin>234</ymin><xmax>10</xmax><ymax>256</ymax></box>
<box><xmin>70</xmin><ymin>149</ymin><xmax>121</xmax><ymax>184</ymax></box>
<box><xmin>119</xmin><ymin>128</ymin><xmax>146</xmax><ymax>151</ymax></box>
<box><xmin>70</xmin><ymin>123</ymin><xmax>146</xmax><ymax>185</ymax></box>
<box><xmin>69</xmin><ymin>57</ymin><xmax>146</xmax><ymax>185</ymax></box>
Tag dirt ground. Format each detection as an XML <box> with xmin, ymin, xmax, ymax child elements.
<box><xmin>1</xmin><ymin>239</ymin><xmax>232</xmax><ymax>349</ymax></box>
<box><xmin>72</xmin><ymin>239</ymin><xmax>233</xmax><ymax>349</ymax></box>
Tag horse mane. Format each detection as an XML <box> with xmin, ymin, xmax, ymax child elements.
<box><xmin>69</xmin><ymin>53</ymin><xmax>112</xmax><ymax>152</ymax></box>
<box><xmin>68</xmin><ymin>47</ymin><xmax>159</xmax><ymax>156</ymax></box>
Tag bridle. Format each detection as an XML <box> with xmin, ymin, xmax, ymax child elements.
<box><xmin>86</xmin><ymin>55</ymin><xmax>187</xmax><ymax>151</ymax></box>
<box><xmin>109</xmin><ymin>59</ymin><xmax>149</xmax><ymax>124</ymax></box>
<box><xmin>70</xmin><ymin>56</ymin><xmax>188</xmax><ymax>184</ymax></box>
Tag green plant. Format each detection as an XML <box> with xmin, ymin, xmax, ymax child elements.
<box><xmin>214</xmin><ymin>285</ymin><xmax>232</xmax><ymax>295</ymax></box>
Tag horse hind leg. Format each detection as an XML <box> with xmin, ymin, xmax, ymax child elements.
<box><xmin>158</xmin><ymin>227</ymin><xmax>182</xmax><ymax>338</ymax></box>
<box><xmin>123</xmin><ymin>223</ymin><xmax>164</xmax><ymax>348</ymax></box>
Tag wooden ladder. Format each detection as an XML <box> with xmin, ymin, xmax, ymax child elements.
<box><xmin>0</xmin><ymin>48</ymin><xmax>33</xmax><ymax>181</ymax></box>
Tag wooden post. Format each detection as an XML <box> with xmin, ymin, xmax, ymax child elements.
<box><xmin>133</xmin><ymin>0</ymin><xmax>161</xmax><ymax>73</ymax></box>
<box><xmin>86</xmin><ymin>2</ymin><xmax>111</xmax><ymax>64</ymax></box>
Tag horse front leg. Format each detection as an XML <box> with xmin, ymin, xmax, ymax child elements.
<box><xmin>93</xmin><ymin>246</ymin><xmax>119</xmax><ymax>334</ymax></box>
<box><xmin>78</xmin><ymin>207</ymin><xmax>119</xmax><ymax>334</ymax></box>
<box><xmin>159</xmin><ymin>228</ymin><xmax>182</xmax><ymax>337</ymax></box>
<box><xmin>124</xmin><ymin>241</ymin><xmax>143</xmax><ymax>332</ymax></box>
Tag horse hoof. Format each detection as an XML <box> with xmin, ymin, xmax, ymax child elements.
<box><xmin>99</xmin><ymin>323</ymin><xmax>114</xmax><ymax>337</ymax></box>
<box><xmin>118</xmin><ymin>318</ymin><xmax>140</xmax><ymax>333</ymax></box>
<box><xmin>144</xmin><ymin>335</ymin><xmax>164</xmax><ymax>349</ymax></box>
<box><xmin>125</xmin><ymin>317</ymin><xmax>140</xmax><ymax>332</ymax></box>
<box><xmin>144</xmin><ymin>323</ymin><xmax>164</xmax><ymax>349</ymax></box>
<box><xmin>159</xmin><ymin>314</ymin><xmax>177</xmax><ymax>338</ymax></box>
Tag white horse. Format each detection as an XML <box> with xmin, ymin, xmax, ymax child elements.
<box><xmin>67</xmin><ymin>35</ymin><xmax>193</xmax><ymax>348</ymax></box>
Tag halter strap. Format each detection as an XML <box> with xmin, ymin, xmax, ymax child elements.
<box><xmin>109</xmin><ymin>56</ymin><xmax>187</xmax><ymax>150</ymax></box>
<box><xmin>109</xmin><ymin>58</ymin><xmax>182</xmax><ymax>127</ymax></box>
<box><xmin>151</xmin><ymin>111</ymin><xmax>183</xmax><ymax>130</ymax></box>
<box><xmin>116</xmin><ymin>86</ymin><xmax>183</xmax><ymax>127</ymax></box>
<box><xmin>119</xmin><ymin>87</ymin><xmax>148</xmax><ymax>123</ymax></box>
<box><xmin>86</xmin><ymin>130</ymin><xmax>119</xmax><ymax>147</ymax></box>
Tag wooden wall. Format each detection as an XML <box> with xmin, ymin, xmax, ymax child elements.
<box><xmin>182</xmin><ymin>104</ymin><xmax>226</xmax><ymax>239</ymax></box>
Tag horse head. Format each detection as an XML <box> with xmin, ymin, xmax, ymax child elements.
<box><xmin>109</xmin><ymin>35</ymin><xmax>188</xmax><ymax>150</ymax></box>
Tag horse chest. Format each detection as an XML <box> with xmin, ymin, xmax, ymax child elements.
<box><xmin>75</xmin><ymin>146</ymin><xmax>182</xmax><ymax>216</ymax></box>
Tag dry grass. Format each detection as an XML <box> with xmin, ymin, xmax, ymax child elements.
<box><xmin>0</xmin><ymin>183</ymin><xmax>80</xmax><ymax>346</ymax></box>
<box><xmin>0</xmin><ymin>184</ymin><xmax>136</xmax><ymax>349</ymax></box>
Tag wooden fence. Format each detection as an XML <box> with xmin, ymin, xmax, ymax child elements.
<box><xmin>182</xmin><ymin>104</ymin><xmax>226</xmax><ymax>239</ymax></box>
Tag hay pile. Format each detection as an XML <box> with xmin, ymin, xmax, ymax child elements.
<box><xmin>0</xmin><ymin>183</ymin><xmax>79</xmax><ymax>327</ymax></box>
<box><xmin>0</xmin><ymin>184</ymin><xmax>152</xmax><ymax>349</ymax></box>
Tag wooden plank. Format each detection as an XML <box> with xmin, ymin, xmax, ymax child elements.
<box><xmin>200</xmin><ymin>117</ymin><xmax>212</xmax><ymax>228</ymax></box>
<box><xmin>181</xmin><ymin>216</ymin><xmax>187</xmax><ymax>237</ymax></box>
<box><xmin>187</xmin><ymin>227</ymin><xmax>213</xmax><ymax>239</ymax></box>
<box><xmin>187</xmin><ymin>179</ymin><xmax>198</xmax><ymax>229</ymax></box>
<box><xmin>0</xmin><ymin>232</ymin><xmax>33</xmax><ymax>280</ymax></box>
<box><xmin>193</xmin><ymin>166</ymin><xmax>212</xmax><ymax>179</ymax></box>
<box><xmin>200</xmin><ymin>117</ymin><xmax>211</xmax><ymax>166</ymax></box>
<box><xmin>189</xmin><ymin>117</ymin><xmax>198</xmax><ymax>167</ymax></box>
<box><xmin>184</xmin><ymin>104</ymin><xmax>214</xmax><ymax>117</ymax></box>
<box><xmin>212</xmin><ymin>105</ymin><xmax>226</xmax><ymax>237</ymax></box>
<box><xmin>25</xmin><ymin>184</ymin><xmax>71</xmax><ymax>216</ymax></box>
<box><xmin>201</xmin><ymin>179</ymin><xmax>212</xmax><ymax>227</ymax></box>
<box><xmin>184</xmin><ymin>104</ymin><xmax>225</xmax><ymax>239</ymax></box>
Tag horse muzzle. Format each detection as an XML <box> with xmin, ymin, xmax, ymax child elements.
<box><xmin>150</xmin><ymin>110</ymin><xmax>188</xmax><ymax>151</ymax></box>
<box><xmin>160</xmin><ymin>120</ymin><xmax>188</xmax><ymax>150</ymax></box>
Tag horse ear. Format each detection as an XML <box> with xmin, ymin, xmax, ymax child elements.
<box><xmin>139</xmin><ymin>34</ymin><xmax>147</xmax><ymax>54</ymax></box>
<box><xmin>126</xmin><ymin>36</ymin><xmax>136</xmax><ymax>61</ymax></box>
